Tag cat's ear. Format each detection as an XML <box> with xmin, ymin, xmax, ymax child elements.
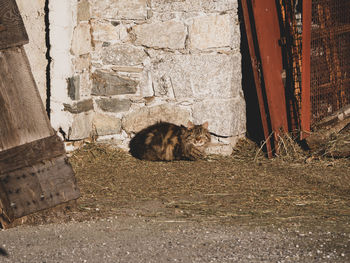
<box><xmin>187</xmin><ymin>121</ymin><xmax>195</xmax><ymax>129</ymax></box>
<box><xmin>202</xmin><ymin>121</ymin><xmax>209</xmax><ymax>129</ymax></box>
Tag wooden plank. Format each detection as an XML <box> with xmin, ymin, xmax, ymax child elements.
<box><xmin>0</xmin><ymin>135</ymin><xmax>66</xmax><ymax>175</ymax></box>
<box><xmin>0</xmin><ymin>180</ymin><xmax>14</xmax><ymax>223</ymax></box>
<box><xmin>0</xmin><ymin>47</ymin><xmax>53</xmax><ymax>151</ymax></box>
<box><xmin>0</xmin><ymin>0</ymin><xmax>28</xmax><ymax>49</ymax></box>
<box><xmin>0</xmin><ymin>156</ymin><xmax>80</xmax><ymax>219</ymax></box>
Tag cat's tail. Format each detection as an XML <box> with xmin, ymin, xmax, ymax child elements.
<box><xmin>0</xmin><ymin>247</ymin><xmax>8</xmax><ymax>257</ymax></box>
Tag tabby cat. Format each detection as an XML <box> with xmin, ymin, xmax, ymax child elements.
<box><xmin>129</xmin><ymin>121</ymin><xmax>211</xmax><ymax>161</ymax></box>
<box><xmin>0</xmin><ymin>247</ymin><xmax>8</xmax><ymax>257</ymax></box>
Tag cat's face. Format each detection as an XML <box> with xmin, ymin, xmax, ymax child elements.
<box><xmin>185</xmin><ymin>121</ymin><xmax>211</xmax><ymax>147</ymax></box>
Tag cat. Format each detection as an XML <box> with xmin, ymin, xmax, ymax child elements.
<box><xmin>129</xmin><ymin>121</ymin><xmax>211</xmax><ymax>161</ymax></box>
<box><xmin>0</xmin><ymin>247</ymin><xmax>8</xmax><ymax>257</ymax></box>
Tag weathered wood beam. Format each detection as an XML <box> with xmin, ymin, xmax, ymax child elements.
<box><xmin>0</xmin><ymin>135</ymin><xmax>65</xmax><ymax>175</ymax></box>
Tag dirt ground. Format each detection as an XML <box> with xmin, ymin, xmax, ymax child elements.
<box><xmin>1</xmin><ymin>138</ymin><xmax>350</xmax><ymax>262</ymax></box>
<box><xmin>13</xmin><ymin>138</ymin><xmax>350</xmax><ymax>229</ymax></box>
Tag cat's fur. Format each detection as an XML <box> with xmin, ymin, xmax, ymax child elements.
<box><xmin>129</xmin><ymin>121</ymin><xmax>211</xmax><ymax>161</ymax></box>
<box><xmin>0</xmin><ymin>247</ymin><xmax>8</xmax><ymax>257</ymax></box>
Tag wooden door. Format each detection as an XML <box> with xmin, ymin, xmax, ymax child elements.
<box><xmin>0</xmin><ymin>0</ymin><xmax>79</xmax><ymax>227</ymax></box>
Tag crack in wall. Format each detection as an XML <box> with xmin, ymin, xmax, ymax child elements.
<box><xmin>44</xmin><ymin>0</ymin><xmax>51</xmax><ymax>119</ymax></box>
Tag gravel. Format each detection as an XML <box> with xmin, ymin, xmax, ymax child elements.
<box><xmin>1</xmin><ymin>216</ymin><xmax>349</xmax><ymax>263</ymax></box>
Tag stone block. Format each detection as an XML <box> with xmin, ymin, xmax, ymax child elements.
<box><xmin>77</xmin><ymin>0</ymin><xmax>90</xmax><ymax>22</ymax></box>
<box><xmin>91</xmin><ymin>19</ymin><xmax>120</xmax><ymax>43</ymax></box>
<box><xmin>151</xmin><ymin>0</ymin><xmax>237</xmax><ymax>13</ymax></box>
<box><xmin>93</xmin><ymin>113</ymin><xmax>122</xmax><ymax>136</ymax></box>
<box><xmin>189</xmin><ymin>14</ymin><xmax>231</xmax><ymax>50</ymax></box>
<box><xmin>96</xmin><ymin>98</ymin><xmax>131</xmax><ymax>113</ymax></box>
<box><xmin>68</xmin><ymin>112</ymin><xmax>94</xmax><ymax>140</ymax></box>
<box><xmin>67</xmin><ymin>75</ymin><xmax>80</xmax><ymax>100</ymax></box>
<box><xmin>132</xmin><ymin>20</ymin><xmax>187</xmax><ymax>49</ymax></box>
<box><xmin>205</xmin><ymin>143</ymin><xmax>233</xmax><ymax>156</ymax></box>
<box><xmin>152</xmin><ymin>53</ymin><xmax>238</xmax><ymax>99</ymax></box>
<box><xmin>63</xmin><ymin>99</ymin><xmax>94</xmax><ymax>114</ymax></box>
<box><xmin>139</xmin><ymin>70</ymin><xmax>154</xmax><ymax>97</ymax></box>
<box><xmin>74</xmin><ymin>54</ymin><xmax>91</xmax><ymax>72</ymax></box>
<box><xmin>122</xmin><ymin>104</ymin><xmax>191</xmax><ymax>133</ymax></box>
<box><xmin>92</xmin><ymin>70</ymin><xmax>138</xmax><ymax>96</ymax></box>
<box><xmin>71</xmin><ymin>22</ymin><xmax>91</xmax><ymax>56</ymax></box>
<box><xmin>193</xmin><ymin>98</ymin><xmax>246</xmax><ymax>137</ymax></box>
<box><xmin>90</xmin><ymin>0</ymin><xmax>147</xmax><ymax>20</ymax></box>
<box><xmin>99</xmin><ymin>44</ymin><xmax>147</xmax><ymax>66</ymax></box>
<box><xmin>79</xmin><ymin>71</ymin><xmax>94</xmax><ymax>98</ymax></box>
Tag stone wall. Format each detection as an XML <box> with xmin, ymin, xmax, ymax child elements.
<box><xmin>52</xmin><ymin>0</ymin><xmax>246</xmax><ymax>155</ymax></box>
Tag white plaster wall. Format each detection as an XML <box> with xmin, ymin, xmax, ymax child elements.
<box><xmin>17</xmin><ymin>0</ymin><xmax>47</xmax><ymax>104</ymax></box>
<box><xmin>49</xmin><ymin>0</ymin><xmax>77</xmax><ymax>135</ymax></box>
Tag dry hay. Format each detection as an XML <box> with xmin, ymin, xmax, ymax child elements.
<box><xmin>9</xmin><ymin>138</ymin><xmax>350</xmax><ymax>230</ymax></box>
<box><xmin>323</xmin><ymin>124</ymin><xmax>350</xmax><ymax>158</ymax></box>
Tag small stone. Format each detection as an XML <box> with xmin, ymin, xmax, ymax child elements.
<box><xmin>92</xmin><ymin>70</ymin><xmax>138</xmax><ymax>96</ymax></box>
<box><xmin>68</xmin><ymin>112</ymin><xmax>94</xmax><ymax>140</ymax></box>
<box><xmin>93</xmin><ymin>114</ymin><xmax>122</xmax><ymax>136</ymax></box>
<box><xmin>151</xmin><ymin>53</ymin><xmax>239</xmax><ymax>99</ymax></box>
<box><xmin>205</xmin><ymin>143</ymin><xmax>233</xmax><ymax>156</ymax></box>
<box><xmin>193</xmin><ymin>98</ymin><xmax>246</xmax><ymax>137</ymax></box>
<box><xmin>151</xmin><ymin>0</ymin><xmax>237</xmax><ymax>13</ymax></box>
<box><xmin>71</xmin><ymin>23</ymin><xmax>91</xmax><ymax>56</ymax></box>
<box><xmin>91</xmin><ymin>19</ymin><xmax>119</xmax><ymax>42</ymax></box>
<box><xmin>63</xmin><ymin>99</ymin><xmax>93</xmax><ymax>114</ymax></box>
<box><xmin>67</xmin><ymin>75</ymin><xmax>80</xmax><ymax>100</ymax></box>
<box><xmin>132</xmin><ymin>20</ymin><xmax>187</xmax><ymax>49</ymax></box>
<box><xmin>100</xmin><ymin>44</ymin><xmax>147</xmax><ymax>66</ymax></box>
<box><xmin>77</xmin><ymin>0</ymin><xmax>90</xmax><ymax>22</ymax></box>
<box><xmin>96</xmin><ymin>98</ymin><xmax>131</xmax><ymax>113</ymax></box>
<box><xmin>90</xmin><ymin>0</ymin><xmax>147</xmax><ymax>20</ymax></box>
<box><xmin>189</xmin><ymin>14</ymin><xmax>232</xmax><ymax>50</ymax></box>
<box><xmin>74</xmin><ymin>54</ymin><xmax>91</xmax><ymax>72</ymax></box>
<box><xmin>122</xmin><ymin>104</ymin><xmax>190</xmax><ymax>133</ymax></box>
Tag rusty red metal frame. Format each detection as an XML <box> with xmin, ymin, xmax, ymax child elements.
<box><xmin>241</xmin><ymin>0</ymin><xmax>273</xmax><ymax>157</ymax></box>
<box><xmin>242</xmin><ymin>0</ymin><xmax>289</xmax><ymax>157</ymax></box>
<box><xmin>300</xmin><ymin>0</ymin><xmax>312</xmax><ymax>139</ymax></box>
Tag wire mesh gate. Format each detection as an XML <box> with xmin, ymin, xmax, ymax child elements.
<box><xmin>242</xmin><ymin>0</ymin><xmax>350</xmax><ymax>156</ymax></box>
<box><xmin>281</xmin><ymin>0</ymin><xmax>350</xmax><ymax>133</ymax></box>
<box><xmin>309</xmin><ymin>0</ymin><xmax>350</xmax><ymax>124</ymax></box>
